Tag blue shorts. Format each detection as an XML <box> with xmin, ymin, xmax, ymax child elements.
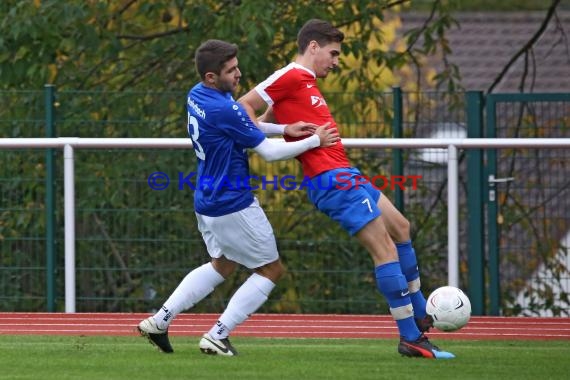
<box><xmin>307</xmin><ymin>168</ymin><xmax>382</xmax><ymax>236</ymax></box>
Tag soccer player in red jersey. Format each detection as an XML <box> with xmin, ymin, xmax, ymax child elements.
<box><xmin>240</xmin><ymin>19</ymin><xmax>454</xmax><ymax>359</ymax></box>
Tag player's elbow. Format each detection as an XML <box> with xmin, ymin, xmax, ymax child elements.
<box><xmin>237</xmin><ymin>94</ymin><xmax>251</xmax><ymax>108</ymax></box>
<box><xmin>238</xmin><ymin>91</ymin><xmax>263</xmax><ymax>112</ymax></box>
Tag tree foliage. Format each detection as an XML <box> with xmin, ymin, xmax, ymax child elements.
<box><xmin>0</xmin><ymin>0</ymin><xmax>462</xmax><ymax>94</ymax></box>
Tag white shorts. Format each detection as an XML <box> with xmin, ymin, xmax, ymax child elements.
<box><xmin>195</xmin><ymin>198</ymin><xmax>279</xmax><ymax>269</ymax></box>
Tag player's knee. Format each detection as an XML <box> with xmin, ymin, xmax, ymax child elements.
<box><xmin>256</xmin><ymin>260</ymin><xmax>285</xmax><ymax>282</ymax></box>
<box><xmin>273</xmin><ymin>262</ymin><xmax>286</xmax><ymax>280</ymax></box>
<box><xmin>391</xmin><ymin>217</ymin><xmax>411</xmax><ymax>242</ymax></box>
<box><xmin>211</xmin><ymin>259</ymin><xmax>237</xmax><ymax>278</ymax></box>
<box><xmin>401</xmin><ymin>217</ymin><xmax>411</xmax><ymax>234</ymax></box>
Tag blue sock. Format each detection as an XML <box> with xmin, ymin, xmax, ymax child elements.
<box><xmin>397</xmin><ymin>240</ymin><xmax>427</xmax><ymax>319</ymax></box>
<box><xmin>375</xmin><ymin>261</ymin><xmax>421</xmax><ymax>341</ymax></box>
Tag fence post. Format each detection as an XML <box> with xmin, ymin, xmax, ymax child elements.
<box><xmin>64</xmin><ymin>143</ymin><xmax>76</xmax><ymax>313</ymax></box>
<box><xmin>465</xmin><ymin>91</ymin><xmax>485</xmax><ymax>315</ymax></box>
<box><xmin>448</xmin><ymin>144</ymin><xmax>459</xmax><ymax>287</ymax></box>
<box><xmin>392</xmin><ymin>86</ymin><xmax>404</xmax><ymax>212</ymax></box>
<box><xmin>45</xmin><ymin>84</ymin><xmax>56</xmax><ymax>312</ymax></box>
<box><xmin>485</xmin><ymin>96</ymin><xmax>500</xmax><ymax>316</ymax></box>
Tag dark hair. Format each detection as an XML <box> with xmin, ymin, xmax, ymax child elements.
<box><xmin>195</xmin><ymin>39</ymin><xmax>238</xmax><ymax>80</ymax></box>
<box><xmin>297</xmin><ymin>19</ymin><xmax>344</xmax><ymax>54</ymax></box>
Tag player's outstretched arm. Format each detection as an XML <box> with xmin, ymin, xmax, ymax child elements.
<box><xmin>258</xmin><ymin>107</ymin><xmax>317</xmax><ymax>137</ymax></box>
<box><xmin>252</xmin><ymin>122</ymin><xmax>338</xmax><ymax>162</ymax></box>
<box><xmin>257</xmin><ymin>120</ymin><xmax>319</xmax><ymax>137</ymax></box>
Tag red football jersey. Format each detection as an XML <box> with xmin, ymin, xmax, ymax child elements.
<box><xmin>254</xmin><ymin>62</ymin><xmax>350</xmax><ymax>178</ymax></box>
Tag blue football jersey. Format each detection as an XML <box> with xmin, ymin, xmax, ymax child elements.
<box><xmin>186</xmin><ymin>82</ymin><xmax>265</xmax><ymax>216</ymax></box>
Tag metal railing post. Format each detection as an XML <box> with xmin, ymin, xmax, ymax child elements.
<box><xmin>64</xmin><ymin>143</ymin><xmax>76</xmax><ymax>313</ymax></box>
<box><xmin>447</xmin><ymin>144</ymin><xmax>459</xmax><ymax>287</ymax></box>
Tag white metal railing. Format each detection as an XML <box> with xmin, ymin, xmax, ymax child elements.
<box><xmin>2</xmin><ymin>137</ymin><xmax>570</xmax><ymax>312</ymax></box>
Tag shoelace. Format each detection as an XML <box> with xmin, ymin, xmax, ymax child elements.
<box><xmin>418</xmin><ymin>334</ymin><xmax>441</xmax><ymax>350</ymax></box>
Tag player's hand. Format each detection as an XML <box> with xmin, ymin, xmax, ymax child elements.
<box><xmin>314</xmin><ymin>122</ymin><xmax>339</xmax><ymax>147</ymax></box>
<box><xmin>284</xmin><ymin>121</ymin><xmax>318</xmax><ymax>137</ymax></box>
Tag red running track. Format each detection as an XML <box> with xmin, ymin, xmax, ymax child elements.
<box><xmin>0</xmin><ymin>313</ymin><xmax>569</xmax><ymax>341</ymax></box>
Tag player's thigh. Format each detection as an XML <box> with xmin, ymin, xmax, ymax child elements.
<box><xmin>196</xmin><ymin>212</ymin><xmax>224</xmax><ymax>259</ymax></box>
<box><xmin>377</xmin><ymin>193</ymin><xmax>411</xmax><ymax>241</ymax></box>
<box><xmin>355</xmin><ymin>214</ymin><xmax>398</xmax><ymax>265</ymax></box>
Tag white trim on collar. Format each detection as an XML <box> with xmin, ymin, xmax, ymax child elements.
<box><xmin>290</xmin><ymin>62</ymin><xmax>316</xmax><ymax>78</ymax></box>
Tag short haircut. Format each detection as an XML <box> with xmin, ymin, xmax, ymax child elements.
<box><xmin>195</xmin><ymin>39</ymin><xmax>238</xmax><ymax>80</ymax></box>
<box><xmin>297</xmin><ymin>19</ymin><xmax>344</xmax><ymax>54</ymax></box>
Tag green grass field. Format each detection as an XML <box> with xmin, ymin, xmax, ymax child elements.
<box><xmin>1</xmin><ymin>335</ymin><xmax>568</xmax><ymax>380</ymax></box>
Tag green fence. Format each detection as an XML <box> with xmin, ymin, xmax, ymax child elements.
<box><xmin>484</xmin><ymin>93</ymin><xmax>570</xmax><ymax>316</ymax></box>
<box><xmin>0</xmin><ymin>88</ymin><xmax>568</xmax><ymax>316</ymax></box>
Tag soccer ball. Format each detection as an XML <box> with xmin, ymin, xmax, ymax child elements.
<box><xmin>426</xmin><ymin>286</ymin><xmax>471</xmax><ymax>332</ymax></box>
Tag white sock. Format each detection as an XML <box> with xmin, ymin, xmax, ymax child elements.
<box><xmin>209</xmin><ymin>273</ymin><xmax>275</xmax><ymax>339</ymax></box>
<box><xmin>153</xmin><ymin>262</ymin><xmax>224</xmax><ymax>330</ymax></box>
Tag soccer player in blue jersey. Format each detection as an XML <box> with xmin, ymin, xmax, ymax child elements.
<box><xmin>137</xmin><ymin>39</ymin><xmax>338</xmax><ymax>356</ymax></box>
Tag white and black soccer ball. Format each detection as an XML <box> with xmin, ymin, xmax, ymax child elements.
<box><xmin>426</xmin><ymin>286</ymin><xmax>472</xmax><ymax>332</ymax></box>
